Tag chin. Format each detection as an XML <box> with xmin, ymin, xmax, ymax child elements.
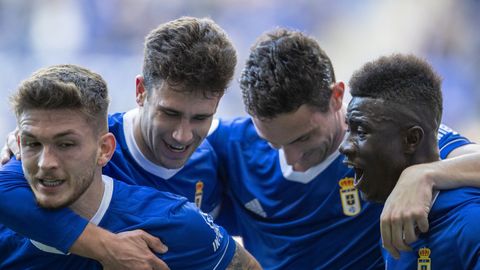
<box><xmin>36</xmin><ymin>199</ymin><xmax>69</xmax><ymax>210</ymax></box>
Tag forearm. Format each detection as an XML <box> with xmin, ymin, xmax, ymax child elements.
<box><xmin>70</xmin><ymin>224</ymin><xmax>169</xmax><ymax>270</ymax></box>
<box><xmin>430</xmin><ymin>146</ymin><xmax>480</xmax><ymax>190</ymax></box>
<box><xmin>69</xmin><ymin>223</ymin><xmax>114</xmax><ymax>261</ymax></box>
<box><xmin>227</xmin><ymin>242</ymin><xmax>262</xmax><ymax>270</ymax></box>
<box><xmin>0</xmin><ymin>169</ymin><xmax>87</xmax><ymax>252</ymax></box>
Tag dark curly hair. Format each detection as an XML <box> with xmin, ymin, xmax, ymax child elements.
<box><xmin>143</xmin><ymin>16</ymin><xmax>237</xmax><ymax>97</ymax></box>
<box><xmin>349</xmin><ymin>54</ymin><xmax>443</xmax><ymax>131</ymax></box>
<box><xmin>240</xmin><ymin>28</ymin><xmax>335</xmax><ymax>119</ymax></box>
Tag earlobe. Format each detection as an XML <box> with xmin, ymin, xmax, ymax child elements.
<box><xmin>97</xmin><ymin>133</ymin><xmax>116</xmax><ymax>167</ymax></box>
<box><xmin>136</xmin><ymin>75</ymin><xmax>146</xmax><ymax>106</ymax></box>
<box><xmin>404</xmin><ymin>126</ymin><xmax>424</xmax><ymax>154</ymax></box>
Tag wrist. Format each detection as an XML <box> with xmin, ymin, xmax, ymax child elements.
<box><xmin>70</xmin><ymin>223</ymin><xmax>112</xmax><ymax>263</ymax></box>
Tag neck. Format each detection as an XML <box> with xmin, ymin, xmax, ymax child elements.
<box><xmin>410</xmin><ymin>134</ymin><xmax>440</xmax><ymax>165</ymax></box>
<box><xmin>132</xmin><ymin>109</ymin><xmax>156</xmax><ymax>164</ymax></box>
<box><xmin>332</xmin><ymin>106</ymin><xmax>348</xmax><ymax>153</ymax></box>
<box><xmin>69</xmin><ymin>169</ymin><xmax>105</xmax><ymax>220</ymax></box>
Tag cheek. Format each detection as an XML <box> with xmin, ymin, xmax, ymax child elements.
<box><xmin>196</xmin><ymin>123</ymin><xmax>212</xmax><ymax>138</ymax></box>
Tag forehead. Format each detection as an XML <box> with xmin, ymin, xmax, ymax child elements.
<box><xmin>347</xmin><ymin>97</ymin><xmax>394</xmax><ymax>121</ymax></box>
<box><xmin>18</xmin><ymin>109</ymin><xmax>92</xmax><ymax>135</ymax></box>
<box><xmin>150</xmin><ymin>82</ymin><xmax>220</xmax><ymax>112</ymax></box>
<box><xmin>252</xmin><ymin>105</ymin><xmax>317</xmax><ymax>144</ymax></box>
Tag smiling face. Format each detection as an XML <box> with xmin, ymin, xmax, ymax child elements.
<box><xmin>339</xmin><ymin>97</ymin><xmax>409</xmax><ymax>203</ymax></box>
<box><xmin>136</xmin><ymin>79</ymin><xmax>220</xmax><ymax>169</ymax></box>
<box><xmin>18</xmin><ymin>109</ymin><xmax>102</xmax><ymax>209</ymax></box>
<box><xmin>253</xmin><ymin>104</ymin><xmax>346</xmax><ymax>172</ymax></box>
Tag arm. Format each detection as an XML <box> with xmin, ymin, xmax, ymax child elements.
<box><xmin>380</xmin><ymin>143</ymin><xmax>480</xmax><ymax>258</ymax></box>
<box><xmin>0</xmin><ymin>160</ymin><xmax>169</xmax><ymax>269</ymax></box>
<box><xmin>227</xmin><ymin>241</ymin><xmax>262</xmax><ymax>270</ymax></box>
<box><xmin>71</xmin><ymin>223</ymin><xmax>169</xmax><ymax>270</ymax></box>
<box><xmin>0</xmin><ymin>160</ymin><xmax>88</xmax><ymax>251</ymax></box>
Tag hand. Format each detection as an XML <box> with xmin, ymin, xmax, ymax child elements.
<box><xmin>0</xmin><ymin>128</ymin><xmax>19</xmax><ymax>165</ymax></box>
<box><xmin>71</xmin><ymin>224</ymin><xmax>169</xmax><ymax>270</ymax></box>
<box><xmin>380</xmin><ymin>163</ymin><xmax>434</xmax><ymax>259</ymax></box>
<box><xmin>100</xmin><ymin>230</ymin><xmax>170</xmax><ymax>270</ymax></box>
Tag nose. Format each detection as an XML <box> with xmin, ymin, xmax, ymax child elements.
<box><xmin>339</xmin><ymin>136</ymin><xmax>354</xmax><ymax>156</ymax></box>
<box><xmin>172</xmin><ymin>119</ymin><xmax>193</xmax><ymax>144</ymax></box>
<box><xmin>283</xmin><ymin>145</ymin><xmax>303</xmax><ymax>166</ymax></box>
<box><xmin>38</xmin><ymin>146</ymin><xmax>59</xmax><ymax>171</ymax></box>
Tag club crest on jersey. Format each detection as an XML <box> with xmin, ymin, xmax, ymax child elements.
<box><xmin>417</xmin><ymin>247</ymin><xmax>431</xmax><ymax>270</ymax></box>
<box><xmin>195</xmin><ymin>180</ymin><xmax>204</xmax><ymax>208</ymax></box>
<box><xmin>338</xmin><ymin>177</ymin><xmax>361</xmax><ymax>216</ymax></box>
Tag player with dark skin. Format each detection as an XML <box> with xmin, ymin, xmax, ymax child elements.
<box><xmin>340</xmin><ymin>54</ymin><xmax>480</xmax><ymax>268</ymax></box>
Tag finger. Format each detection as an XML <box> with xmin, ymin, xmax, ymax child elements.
<box><xmin>141</xmin><ymin>232</ymin><xmax>168</xmax><ymax>253</ymax></box>
<box><xmin>416</xmin><ymin>215</ymin><xmax>429</xmax><ymax>233</ymax></box>
<box><xmin>391</xmin><ymin>220</ymin><xmax>411</xmax><ymax>252</ymax></box>
<box><xmin>380</xmin><ymin>217</ymin><xmax>400</xmax><ymax>259</ymax></box>
<box><xmin>0</xmin><ymin>146</ymin><xmax>12</xmax><ymax>165</ymax></box>
<box><xmin>402</xmin><ymin>220</ymin><xmax>417</xmax><ymax>245</ymax></box>
<box><xmin>7</xmin><ymin>131</ymin><xmax>20</xmax><ymax>159</ymax></box>
<box><xmin>151</xmin><ymin>257</ymin><xmax>170</xmax><ymax>270</ymax></box>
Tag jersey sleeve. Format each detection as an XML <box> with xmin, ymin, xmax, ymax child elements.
<box><xmin>0</xmin><ymin>158</ymin><xmax>88</xmax><ymax>253</ymax></box>
<box><xmin>161</xmin><ymin>201</ymin><xmax>236</xmax><ymax>270</ymax></box>
<box><xmin>437</xmin><ymin>124</ymin><xmax>473</xmax><ymax>159</ymax></box>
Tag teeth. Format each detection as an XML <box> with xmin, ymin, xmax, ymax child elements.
<box><xmin>40</xmin><ymin>179</ymin><xmax>63</xmax><ymax>187</ymax></box>
<box><xmin>168</xmin><ymin>144</ymin><xmax>186</xmax><ymax>152</ymax></box>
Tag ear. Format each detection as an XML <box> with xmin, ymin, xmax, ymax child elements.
<box><xmin>330</xmin><ymin>82</ymin><xmax>345</xmax><ymax>112</ymax></box>
<box><xmin>97</xmin><ymin>133</ymin><xmax>116</xmax><ymax>167</ymax></box>
<box><xmin>136</xmin><ymin>75</ymin><xmax>147</xmax><ymax>107</ymax></box>
<box><xmin>404</xmin><ymin>126</ymin><xmax>424</xmax><ymax>154</ymax></box>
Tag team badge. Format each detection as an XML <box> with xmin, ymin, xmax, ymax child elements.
<box><xmin>417</xmin><ymin>247</ymin><xmax>431</xmax><ymax>270</ymax></box>
<box><xmin>338</xmin><ymin>177</ymin><xmax>361</xmax><ymax>216</ymax></box>
<box><xmin>195</xmin><ymin>181</ymin><xmax>204</xmax><ymax>208</ymax></box>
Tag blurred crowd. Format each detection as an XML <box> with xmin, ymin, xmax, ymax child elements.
<box><xmin>0</xmin><ymin>0</ymin><xmax>478</xmax><ymax>141</ymax></box>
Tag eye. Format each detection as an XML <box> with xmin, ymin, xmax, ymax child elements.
<box><xmin>24</xmin><ymin>141</ymin><xmax>40</xmax><ymax>148</ymax></box>
<box><xmin>356</xmin><ymin>127</ymin><xmax>367</xmax><ymax>139</ymax></box>
<box><xmin>193</xmin><ymin>115</ymin><xmax>210</xmax><ymax>121</ymax></box>
<box><xmin>162</xmin><ymin>109</ymin><xmax>180</xmax><ymax>117</ymax></box>
<box><xmin>298</xmin><ymin>135</ymin><xmax>310</xmax><ymax>142</ymax></box>
<box><xmin>58</xmin><ymin>142</ymin><xmax>75</xmax><ymax>148</ymax></box>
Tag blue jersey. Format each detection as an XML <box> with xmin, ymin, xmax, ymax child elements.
<box><xmin>0</xmin><ymin>109</ymin><xmax>223</xmax><ymax>253</ymax></box>
<box><xmin>207</xmin><ymin>117</ymin><xmax>471</xmax><ymax>270</ymax></box>
<box><xmin>104</xmin><ymin>110</ymin><xmax>223</xmax><ymax>216</ymax></box>
<box><xmin>0</xmin><ymin>161</ymin><xmax>235</xmax><ymax>270</ymax></box>
<box><xmin>384</xmin><ymin>188</ymin><xmax>480</xmax><ymax>270</ymax></box>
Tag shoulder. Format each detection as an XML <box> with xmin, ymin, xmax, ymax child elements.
<box><xmin>436</xmin><ymin>124</ymin><xmax>472</xmax><ymax>159</ymax></box>
<box><xmin>107</xmin><ymin>112</ymin><xmax>126</xmax><ymax>128</ymax></box>
<box><xmin>208</xmin><ymin>116</ymin><xmax>261</xmax><ymax>146</ymax></box>
<box><xmin>0</xmin><ymin>158</ymin><xmax>23</xmax><ymax>174</ymax></box>
<box><xmin>0</xmin><ymin>159</ymin><xmax>26</xmax><ymax>185</ymax></box>
<box><xmin>431</xmin><ymin>188</ymin><xmax>480</xmax><ymax>248</ymax></box>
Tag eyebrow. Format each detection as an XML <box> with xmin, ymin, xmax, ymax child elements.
<box><xmin>157</xmin><ymin>104</ymin><xmax>215</xmax><ymax>118</ymax></box>
<box><xmin>21</xmin><ymin>130</ymin><xmax>80</xmax><ymax>139</ymax></box>
<box><xmin>287</xmin><ymin>131</ymin><xmax>312</xmax><ymax>145</ymax></box>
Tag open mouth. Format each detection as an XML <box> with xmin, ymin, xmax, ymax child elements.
<box><xmin>353</xmin><ymin>168</ymin><xmax>364</xmax><ymax>186</ymax></box>
<box><xmin>343</xmin><ymin>159</ymin><xmax>365</xmax><ymax>187</ymax></box>
<box><xmin>39</xmin><ymin>179</ymin><xmax>64</xmax><ymax>188</ymax></box>
<box><xmin>165</xmin><ymin>141</ymin><xmax>188</xmax><ymax>153</ymax></box>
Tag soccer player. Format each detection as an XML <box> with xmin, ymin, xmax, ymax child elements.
<box><xmin>0</xmin><ymin>16</ymin><xmax>236</xmax><ymax>269</ymax></box>
<box><xmin>0</xmin><ymin>64</ymin><xmax>260</xmax><ymax>269</ymax></box>
<box><xmin>206</xmin><ymin>29</ymin><xmax>480</xmax><ymax>269</ymax></box>
<box><xmin>340</xmin><ymin>54</ymin><xmax>480</xmax><ymax>269</ymax></box>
